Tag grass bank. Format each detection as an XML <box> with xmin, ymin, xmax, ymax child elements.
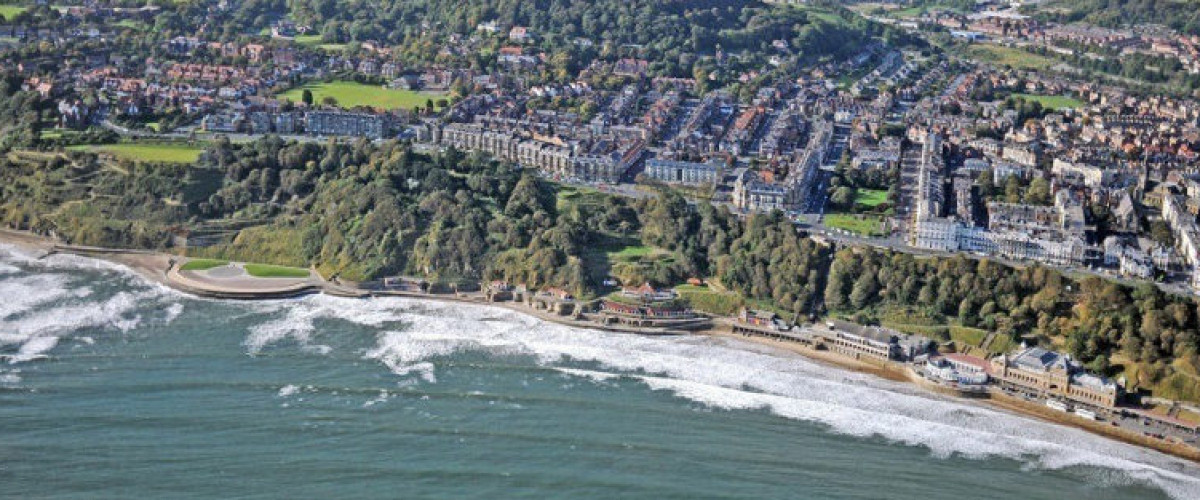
<box><xmin>68</xmin><ymin>142</ymin><xmax>205</xmax><ymax>164</ymax></box>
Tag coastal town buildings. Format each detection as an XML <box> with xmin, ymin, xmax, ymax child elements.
<box><xmin>306</xmin><ymin>111</ymin><xmax>387</xmax><ymax>139</ymax></box>
<box><xmin>1163</xmin><ymin>193</ymin><xmax>1200</xmax><ymax>288</ymax></box>
<box><xmin>644</xmin><ymin>158</ymin><xmax>724</xmax><ymax>186</ymax></box>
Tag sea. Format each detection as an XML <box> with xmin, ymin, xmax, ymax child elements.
<box><xmin>1</xmin><ymin>244</ymin><xmax>1199</xmax><ymax>500</ymax></box>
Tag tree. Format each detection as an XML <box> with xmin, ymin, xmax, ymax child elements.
<box><xmin>958</xmin><ymin>298</ymin><xmax>977</xmax><ymax>327</ymax></box>
<box><xmin>850</xmin><ymin>272</ymin><xmax>878</xmax><ymax>310</ymax></box>
<box><xmin>321</xmin><ymin>96</ymin><xmax>339</xmax><ymax>107</ymax></box>
<box><xmin>1026</xmin><ymin>177</ymin><xmax>1051</xmax><ymax>205</ymax></box>
<box><xmin>1004</xmin><ymin>175</ymin><xmax>1022</xmax><ymax>203</ymax></box>
<box><xmin>977</xmin><ymin>169</ymin><xmax>995</xmax><ymax>199</ymax></box>
<box><xmin>302</xmin><ymin>89</ymin><xmax>314</xmax><ymax>106</ymax></box>
<box><xmin>824</xmin><ymin>268</ymin><xmax>849</xmax><ymax>311</ymax></box>
<box><xmin>831</xmin><ymin>186</ymin><xmax>855</xmax><ymax>209</ymax></box>
<box><xmin>1150</xmin><ymin>220</ymin><xmax>1175</xmax><ymax>247</ymax></box>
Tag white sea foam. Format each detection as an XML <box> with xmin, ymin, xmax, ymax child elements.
<box><xmin>0</xmin><ymin>274</ymin><xmax>87</xmax><ymax>320</ymax></box>
<box><xmin>163</xmin><ymin>303</ymin><xmax>185</xmax><ymax>324</ymax></box>
<box><xmin>7</xmin><ymin>335</ymin><xmax>59</xmax><ymax>364</ymax></box>
<box><xmin>555</xmin><ymin>367</ymin><xmax>621</xmax><ymax>382</ymax></box>
<box><xmin>363</xmin><ymin>390</ymin><xmax>392</xmax><ymax>408</ymax></box>
<box><xmin>244</xmin><ymin>294</ymin><xmax>1200</xmax><ymax>500</ymax></box>
<box><xmin>11</xmin><ymin>245</ymin><xmax>133</xmax><ymax>274</ymax></box>
<box><xmin>0</xmin><ymin>244</ymin><xmax>40</xmax><ymax>264</ymax></box>
<box><xmin>0</xmin><ymin>248</ymin><xmax>176</xmax><ymax>365</ymax></box>
<box><xmin>0</xmin><ymin>262</ymin><xmax>20</xmax><ymax>275</ymax></box>
<box><xmin>243</xmin><ymin>294</ymin><xmax>411</xmax><ymax>355</ymax></box>
<box><xmin>0</xmin><ymin>289</ymin><xmax>157</xmax><ymax>364</ymax></box>
<box><xmin>5</xmin><ymin>290</ymin><xmax>149</xmax><ymax>336</ymax></box>
<box><xmin>277</xmin><ymin>384</ymin><xmax>300</xmax><ymax>397</ymax></box>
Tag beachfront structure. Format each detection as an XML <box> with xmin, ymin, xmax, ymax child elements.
<box><xmin>599</xmin><ymin>283</ymin><xmax>706</xmax><ymax>329</ymax></box>
<box><xmin>923</xmin><ymin>353</ymin><xmax>990</xmax><ymax>391</ymax></box>
<box><xmin>619</xmin><ymin>282</ymin><xmax>678</xmax><ymax>302</ymax></box>
<box><xmin>735</xmin><ymin>308</ymin><xmax>787</xmax><ymax>332</ymax></box>
<box><xmin>485</xmin><ymin>280</ymin><xmax>514</xmax><ymax>302</ymax></box>
<box><xmin>378</xmin><ymin>276</ymin><xmax>428</xmax><ymax>292</ymax></box>
<box><xmin>814</xmin><ymin>320</ymin><xmax>934</xmax><ymax>362</ymax></box>
<box><xmin>526</xmin><ymin>287</ymin><xmax>577</xmax><ymax>315</ymax></box>
<box><xmin>990</xmin><ymin>346</ymin><xmax>1121</xmax><ymax>408</ymax></box>
<box><xmin>732</xmin><ymin>308</ymin><xmax>813</xmax><ymax>343</ymax></box>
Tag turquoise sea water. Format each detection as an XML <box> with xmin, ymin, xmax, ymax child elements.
<box><xmin>1</xmin><ymin>245</ymin><xmax>1198</xmax><ymax>499</ymax></box>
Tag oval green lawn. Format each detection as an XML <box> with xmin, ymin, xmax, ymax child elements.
<box><xmin>179</xmin><ymin>258</ymin><xmax>229</xmax><ymax>271</ymax></box>
<box><xmin>244</xmin><ymin>263</ymin><xmax>310</xmax><ymax>278</ymax></box>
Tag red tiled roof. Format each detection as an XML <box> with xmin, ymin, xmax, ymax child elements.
<box><xmin>944</xmin><ymin>353</ymin><xmax>990</xmax><ymax>371</ymax></box>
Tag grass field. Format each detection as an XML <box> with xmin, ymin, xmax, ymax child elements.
<box><xmin>804</xmin><ymin>8</ymin><xmax>847</xmax><ymax>25</ymax></box>
<box><xmin>674</xmin><ymin>284</ymin><xmax>745</xmax><ymax>316</ymax></box>
<box><xmin>179</xmin><ymin>259</ymin><xmax>229</xmax><ymax>271</ymax></box>
<box><xmin>0</xmin><ymin>4</ymin><xmax>27</xmax><ymax>20</ymax></box>
<box><xmin>889</xmin><ymin>6</ymin><xmax>925</xmax><ymax>18</ymax></box>
<box><xmin>948</xmin><ymin>326</ymin><xmax>987</xmax><ymax>349</ymax></box>
<box><xmin>1011</xmin><ymin>93</ymin><xmax>1084</xmax><ymax>110</ymax></box>
<box><xmin>292</xmin><ymin>34</ymin><xmax>346</xmax><ymax>51</ymax></box>
<box><xmin>607</xmin><ymin>245</ymin><xmax>660</xmax><ymax>262</ymax></box>
<box><xmin>854</xmin><ymin>189</ymin><xmax>889</xmax><ymax>208</ymax></box>
<box><xmin>244</xmin><ymin>263</ymin><xmax>310</xmax><ymax>278</ymax></box>
<box><xmin>556</xmin><ymin>185</ymin><xmax>610</xmax><ymax>212</ymax></box>
<box><xmin>964</xmin><ymin>45</ymin><xmax>1057</xmax><ymax>71</ymax></box>
<box><xmin>189</xmin><ymin>226</ymin><xmax>310</xmax><ymax>270</ymax></box>
<box><xmin>69</xmin><ymin>143</ymin><xmax>205</xmax><ymax>164</ymax></box>
<box><xmin>675</xmin><ymin>284</ymin><xmax>792</xmax><ymax>318</ymax></box>
<box><xmin>885</xmin><ymin>2</ymin><xmax>965</xmax><ymax>18</ymax></box>
<box><xmin>824</xmin><ymin>213</ymin><xmax>886</xmax><ymax>237</ymax></box>
<box><xmin>293</xmin><ymin>34</ymin><xmax>322</xmax><ymax>45</ymax></box>
<box><xmin>114</xmin><ymin>19</ymin><xmax>145</xmax><ymax>30</ymax></box>
<box><xmin>278</xmin><ymin>81</ymin><xmax>448</xmax><ymax>110</ymax></box>
<box><xmin>986</xmin><ymin>332</ymin><xmax>1015</xmax><ymax>355</ymax></box>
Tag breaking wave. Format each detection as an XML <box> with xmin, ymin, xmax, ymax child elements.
<box><xmin>0</xmin><ymin>244</ymin><xmax>185</xmax><ymax>365</ymax></box>
<box><xmin>244</xmin><ymin>293</ymin><xmax>1200</xmax><ymax>500</ymax></box>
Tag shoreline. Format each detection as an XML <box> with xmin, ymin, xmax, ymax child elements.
<box><xmin>2</xmin><ymin>228</ymin><xmax>1198</xmax><ymax>464</ymax></box>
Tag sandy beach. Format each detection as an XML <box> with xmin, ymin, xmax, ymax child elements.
<box><xmin>2</xmin><ymin>227</ymin><xmax>1198</xmax><ymax>464</ymax></box>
